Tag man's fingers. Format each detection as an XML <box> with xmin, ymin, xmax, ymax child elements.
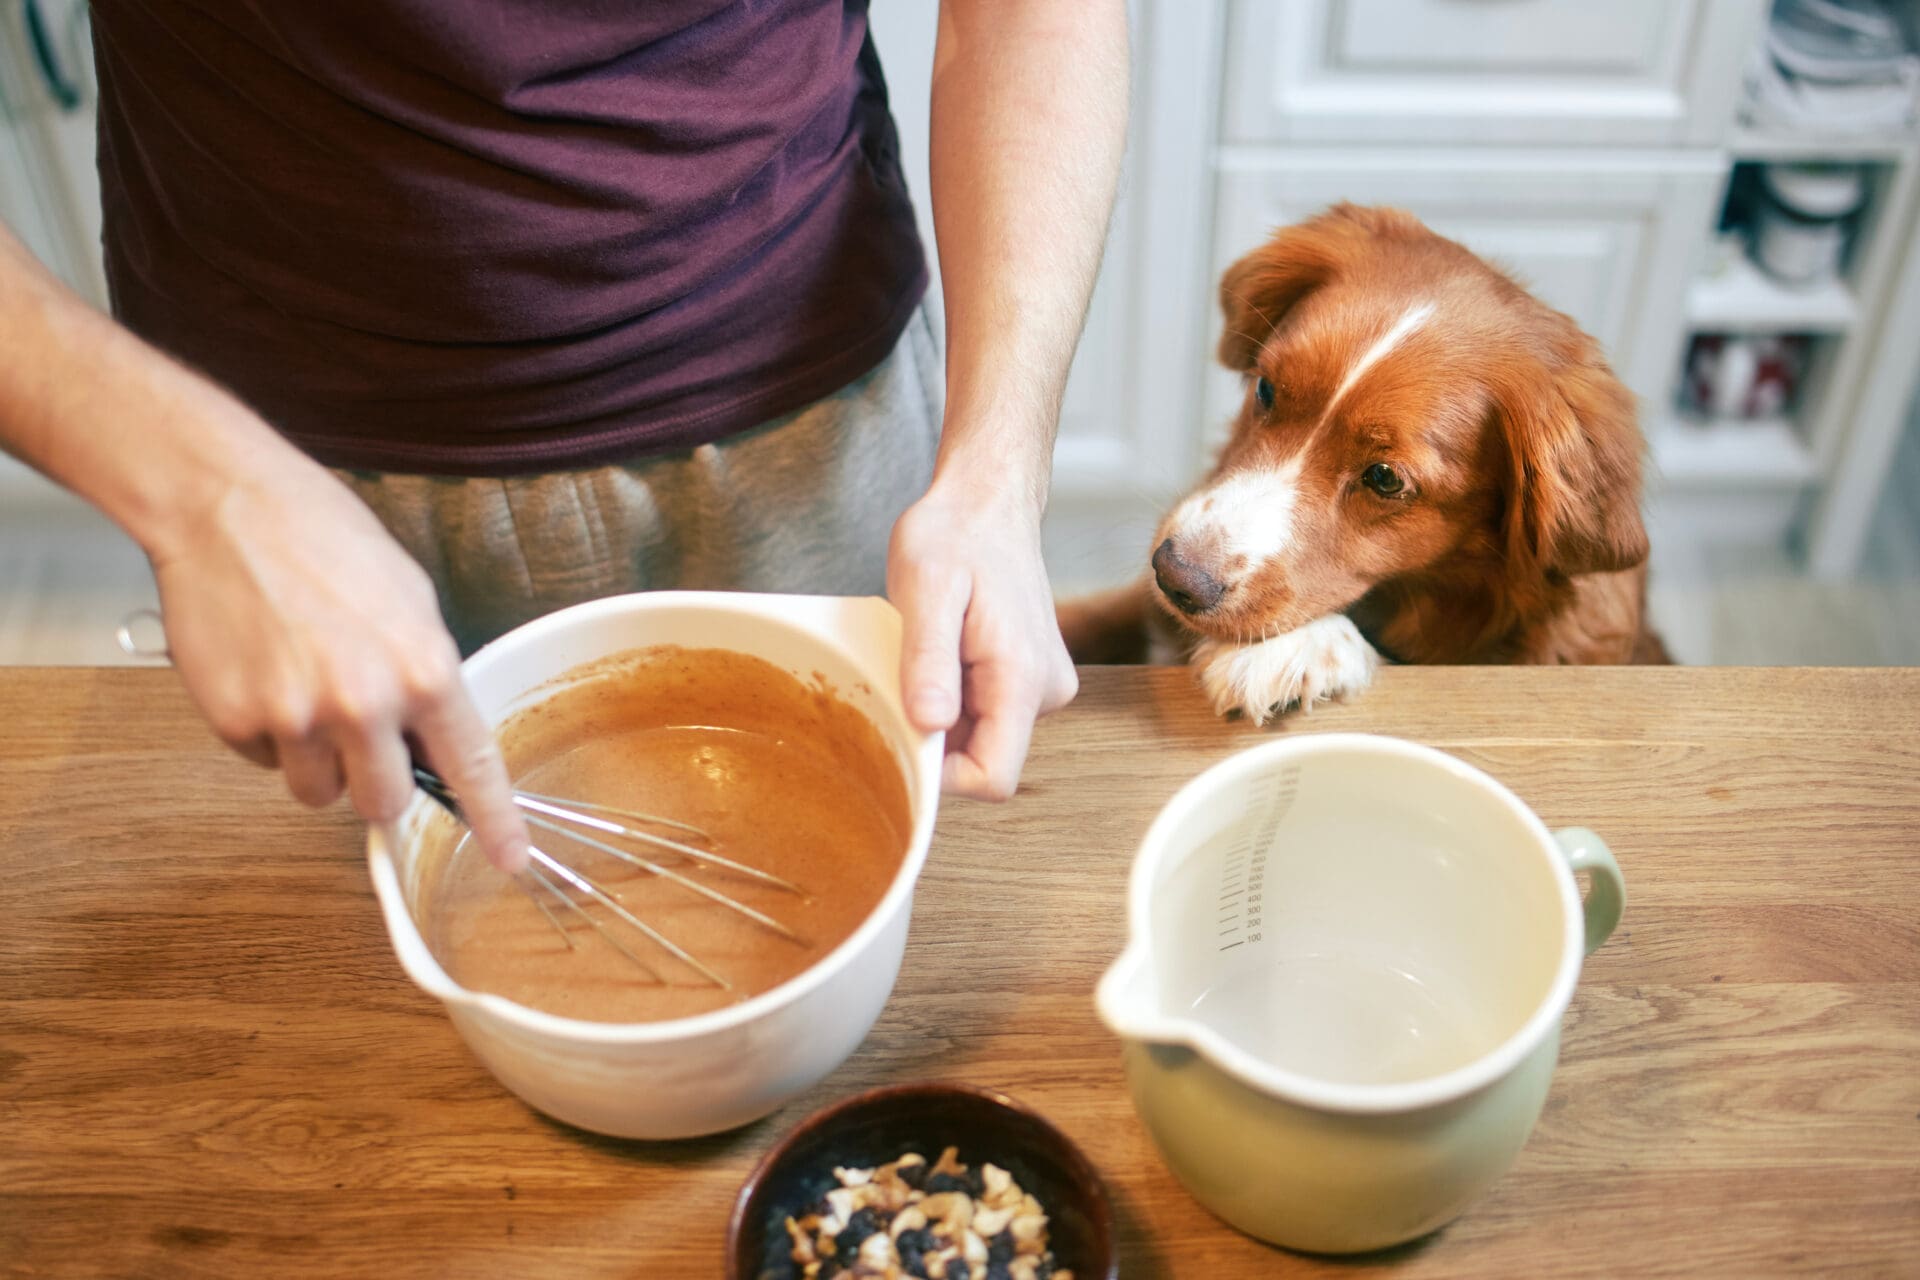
<box><xmin>1038</xmin><ymin>641</ymin><xmax>1079</xmax><ymax>714</ymax></box>
<box><xmin>893</xmin><ymin>566</ymin><xmax>970</xmax><ymax>734</ymax></box>
<box><xmin>940</xmin><ymin>664</ymin><xmax>1037</xmax><ymax>802</ymax></box>
<box><xmin>413</xmin><ymin>687</ymin><xmax>528</xmax><ymax>874</ymax></box>
<box><xmin>942</xmin><ymin>709</ymin><xmax>1032</xmax><ymax>801</ymax></box>
<box><xmin>278</xmin><ymin>733</ymin><xmax>345</xmax><ymax>809</ymax></box>
<box><xmin>233</xmin><ymin>733</ymin><xmax>279</xmax><ymax>769</ymax></box>
<box><xmin>339</xmin><ymin>722</ymin><xmax>417</xmax><ymax>824</ymax></box>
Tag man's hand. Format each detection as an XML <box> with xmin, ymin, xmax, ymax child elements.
<box><xmin>0</xmin><ymin>223</ymin><xmax>528</xmax><ymax>872</ymax></box>
<box><xmin>889</xmin><ymin>474</ymin><xmax>1077</xmax><ymax>799</ymax></box>
<box><xmin>150</xmin><ymin>456</ymin><xmax>531</xmax><ymax>873</ymax></box>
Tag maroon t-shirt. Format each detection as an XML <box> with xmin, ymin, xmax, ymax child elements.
<box><xmin>90</xmin><ymin>0</ymin><xmax>928</xmax><ymax>474</ymax></box>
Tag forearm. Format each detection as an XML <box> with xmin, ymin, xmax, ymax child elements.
<box><xmin>928</xmin><ymin>0</ymin><xmax>1128</xmax><ymax>512</ymax></box>
<box><xmin>0</xmin><ymin>224</ymin><xmax>308</xmax><ymax>563</ymax></box>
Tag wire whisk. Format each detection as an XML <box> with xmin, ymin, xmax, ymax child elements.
<box><xmin>412</xmin><ymin>765</ymin><xmax>807</xmax><ymax>989</ymax></box>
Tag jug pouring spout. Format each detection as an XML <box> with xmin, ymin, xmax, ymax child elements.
<box><xmin>1095</xmin><ymin>944</ymin><xmax>1189</xmax><ymax>1046</ymax></box>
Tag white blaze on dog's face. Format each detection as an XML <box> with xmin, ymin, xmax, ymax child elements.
<box><xmin>1150</xmin><ymin>208</ymin><xmax>1543</xmax><ymax>643</ymax></box>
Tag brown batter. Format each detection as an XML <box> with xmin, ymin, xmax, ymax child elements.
<box><xmin>416</xmin><ymin>645</ymin><xmax>911</xmax><ymax>1023</ymax></box>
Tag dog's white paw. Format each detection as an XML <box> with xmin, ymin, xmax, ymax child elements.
<box><xmin>1194</xmin><ymin>615</ymin><xmax>1381</xmax><ymax>724</ymax></box>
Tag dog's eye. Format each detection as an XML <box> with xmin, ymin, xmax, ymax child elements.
<box><xmin>1362</xmin><ymin>463</ymin><xmax>1405</xmax><ymax>496</ymax></box>
<box><xmin>1254</xmin><ymin>377</ymin><xmax>1275</xmax><ymax>411</ymax></box>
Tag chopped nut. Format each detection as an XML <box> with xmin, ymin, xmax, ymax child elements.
<box><xmin>1009</xmin><ymin>1210</ymin><xmax>1048</xmax><ymax>1254</ymax></box>
<box><xmin>870</xmin><ymin>1162</ymin><xmax>916</xmax><ymax>1213</ymax></box>
<box><xmin>856</xmin><ymin>1229</ymin><xmax>897</xmax><ymax>1272</ymax></box>
<box><xmin>920</xmin><ymin>1190</ymin><xmax>974</xmax><ymax>1237</ymax></box>
<box><xmin>824</xmin><ymin>1186</ymin><xmax>858</xmax><ymax>1229</ymax></box>
<box><xmin>784</xmin><ymin>1216</ymin><xmax>817</xmax><ymax>1265</ymax></box>
<box><xmin>971</xmin><ymin>1204</ymin><xmax>1015</xmax><ymax>1237</ymax></box>
<box><xmin>890</xmin><ymin>1206</ymin><xmax>929</xmax><ymax>1238</ymax></box>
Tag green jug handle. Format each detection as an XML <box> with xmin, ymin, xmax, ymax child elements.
<box><xmin>1552</xmin><ymin>826</ymin><xmax>1625</xmax><ymax>956</ymax></box>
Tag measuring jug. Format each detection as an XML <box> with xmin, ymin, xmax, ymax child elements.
<box><xmin>1095</xmin><ymin>733</ymin><xmax>1624</xmax><ymax>1254</ymax></box>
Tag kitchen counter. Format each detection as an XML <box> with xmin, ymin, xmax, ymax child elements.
<box><xmin>3</xmin><ymin>665</ymin><xmax>1917</xmax><ymax>1277</ymax></box>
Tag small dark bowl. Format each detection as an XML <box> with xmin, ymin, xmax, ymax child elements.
<box><xmin>727</xmin><ymin>1083</ymin><xmax>1118</xmax><ymax>1280</ymax></box>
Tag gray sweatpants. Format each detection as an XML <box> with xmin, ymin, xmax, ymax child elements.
<box><xmin>335</xmin><ymin>303</ymin><xmax>943</xmax><ymax>654</ymax></box>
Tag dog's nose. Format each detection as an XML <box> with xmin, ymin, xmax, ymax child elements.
<box><xmin>1152</xmin><ymin>538</ymin><xmax>1226</xmax><ymax>615</ymax></box>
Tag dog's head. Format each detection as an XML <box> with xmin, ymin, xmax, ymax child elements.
<box><xmin>1151</xmin><ymin>203</ymin><xmax>1648</xmax><ymax>645</ymax></box>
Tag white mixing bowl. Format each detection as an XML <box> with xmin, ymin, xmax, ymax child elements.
<box><xmin>366</xmin><ymin>591</ymin><xmax>943</xmax><ymax>1139</ymax></box>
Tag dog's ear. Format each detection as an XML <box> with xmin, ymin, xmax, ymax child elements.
<box><xmin>1494</xmin><ymin>328</ymin><xmax>1650</xmax><ymax>581</ymax></box>
<box><xmin>1217</xmin><ymin>241</ymin><xmax>1326</xmax><ymax>371</ymax></box>
<box><xmin>1218</xmin><ymin>203</ymin><xmax>1428</xmax><ymax>370</ymax></box>
<box><xmin>1216</xmin><ymin>204</ymin><xmax>1359</xmax><ymax>370</ymax></box>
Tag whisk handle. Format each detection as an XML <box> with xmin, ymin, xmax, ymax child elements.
<box><xmin>411</xmin><ymin>764</ymin><xmax>463</xmax><ymax>818</ymax></box>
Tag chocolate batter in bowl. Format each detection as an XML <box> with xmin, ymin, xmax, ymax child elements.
<box><xmin>366</xmin><ymin>592</ymin><xmax>944</xmax><ymax>1140</ymax></box>
<box><xmin>417</xmin><ymin>645</ymin><xmax>913</xmax><ymax>1023</ymax></box>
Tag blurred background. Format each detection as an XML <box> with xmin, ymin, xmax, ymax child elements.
<box><xmin>4</xmin><ymin>0</ymin><xmax>1918</xmax><ymax>665</ymax></box>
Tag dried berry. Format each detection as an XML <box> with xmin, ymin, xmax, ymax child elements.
<box><xmin>988</xmin><ymin>1231</ymin><xmax>1015</xmax><ymax>1266</ymax></box>
<box><xmin>894</xmin><ymin>1223</ymin><xmax>936</xmax><ymax>1270</ymax></box>
<box><xmin>835</xmin><ymin>1207</ymin><xmax>884</xmax><ymax>1256</ymax></box>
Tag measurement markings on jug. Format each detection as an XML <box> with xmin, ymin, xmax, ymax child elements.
<box><xmin>1217</xmin><ymin>765</ymin><xmax>1299</xmax><ymax>952</ymax></box>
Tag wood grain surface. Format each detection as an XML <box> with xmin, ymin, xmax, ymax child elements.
<box><xmin>2</xmin><ymin>665</ymin><xmax>1917</xmax><ymax>1278</ymax></box>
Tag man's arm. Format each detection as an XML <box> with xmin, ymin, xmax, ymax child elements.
<box><xmin>0</xmin><ymin>225</ymin><xmax>528</xmax><ymax>869</ymax></box>
<box><xmin>889</xmin><ymin>0</ymin><xmax>1129</xmax><ymax>798</ymax></box>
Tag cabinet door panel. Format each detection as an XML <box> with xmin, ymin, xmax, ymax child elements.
<box><xmin>1224</xmin><ymin>0</ymin><xmax>1764</xmax><ymax>146</ymax></box>
<box><xmin>1337</xmin><ymin>0</ymin><xmax>1682</xmax><ymax>74</ymax></box>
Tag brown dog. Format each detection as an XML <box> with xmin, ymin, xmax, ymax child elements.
<box><xmin>1059</xmin><ymin>204</ymin><xmax>1666</xmax><ymax>720</ymax></box>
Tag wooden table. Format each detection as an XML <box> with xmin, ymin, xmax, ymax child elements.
<box><xmin>3</xmin><ymin>666</ymin><xmax>1917</xmax><ymax>1278</ymax></box>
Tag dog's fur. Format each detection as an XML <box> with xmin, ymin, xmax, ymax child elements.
<box><xmin>1059</xmin><ymin>204</ymin><xmax>1667</xmax><ymax>720</ymax></box>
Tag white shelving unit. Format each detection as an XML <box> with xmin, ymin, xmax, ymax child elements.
<box><xmin>1647</xmin><ymin>109</ymin><xmax>1920</xmax><ymax>570</ymax></box>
